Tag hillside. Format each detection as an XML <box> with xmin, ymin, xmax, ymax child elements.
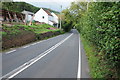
<box><xmin>1</xmin><ymin>2</ymin><xmax>59</xmax><ymax>14</ymax></box>
<box><xmin>2</xmin><ymin>23</ymin><xmax>63</xmax><ymax>50</ymax></box>
<box><xmin>2</xmin><ymin>2</ymin><xmax>40</xmax><ymax>13</ymax></box>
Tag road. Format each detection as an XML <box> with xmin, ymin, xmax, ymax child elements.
<box><xmin>2</xmin><ymin>29</ymin><xmax>90</xmax><ymax>79</ymax></box>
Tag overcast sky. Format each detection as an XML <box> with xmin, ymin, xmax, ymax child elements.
<box><xmin>13</xmin><ymin>0</ymin><xmax>75</xmax><ymax>12</ymax></box>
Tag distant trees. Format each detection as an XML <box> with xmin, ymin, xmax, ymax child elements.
<box><xmin>61</xmin><ymin>2</ymin><xmax>87</xmax><ymax>32</ymax></box>
<box><xmin>61</xmin><ymin>9</ymin><xmax>73</xmax><ymax>32</ymax></box>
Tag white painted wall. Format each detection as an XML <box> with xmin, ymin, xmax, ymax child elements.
<box><xmin>34</xmin><ymin>8</ymin><xmax>49</xmax><ymax>24</ymax></box>
<box><xmin>24</xmin><ymin>14</ymin><xmax>32</xmax><ymax>22</ymax></box>
<box><xmin>28</xmin><ymin>15</ymin><xmax>32</xmax><ymax>21</ymax></box>
<box><xmin>0</xmin><ymin>16</ymin><xmax>3</xmax><ymax>21</ymax></box>
<box><xmin>48</xmin><ymin>21</ymin><xmax>54</xmax><ymax>26</ymax></box>
<box><xmin>51</xmin><ymin>12</ymin><xmax>59</xmax><ymax>27</ymax></box>
<box><xmin>51</xmin><ymin>12</ymin><xmax>59</xmax><ymax>23</ymax></box>
<box><xmin>34</xmin><ymin>8</ymin><xmax>59</xmax><ymax>27</ymax></box>
<box><xmin>22</xmin><ymin>11</ymin><xmax>34</xmax><ymax>22</ymax></box>
<box><xmin>48</xmin><ymin>16</ymin><xmax>53</xmax><ymax>21</ymax></box>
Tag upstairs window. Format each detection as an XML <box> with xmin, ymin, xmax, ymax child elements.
<box><xmin>42</xmin><ymin>16</ymin><xmax>44</xmax><ymax>19</ymax></box>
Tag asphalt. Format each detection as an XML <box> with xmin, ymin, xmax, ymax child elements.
<box><xmin>2</xmin><ymin>29</ymin><xmax>90</xmax><ymax>78</ymax></box>
<box><xmin>80</xmin><ymin>39</ymin><xmax>90</xmax><ymax>78</ymax></box>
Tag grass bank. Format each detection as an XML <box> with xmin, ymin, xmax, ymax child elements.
<box><xmin>80</xmin><ymin>35</ymin><xmax>117</xmax><ymax>79</ymax></box>
<box><xmin>1</xmin><ymin>24</ymin><xmax>64</xmax><ymax>50</ymax></box>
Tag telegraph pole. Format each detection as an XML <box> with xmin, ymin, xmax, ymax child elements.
<box><xmin>60</xmin><ymin>5</ymin><xmax>62</xmax><ymax>29</ymax></box>
<box><xmin>87</xmin><ymin>0</ymin><xmax>89</xmax><ymax>11</ymax></box>
<box><xmin>87</xmin><ymin>0</ymin><xmax>97</xmax><ymax>11</ymax></box>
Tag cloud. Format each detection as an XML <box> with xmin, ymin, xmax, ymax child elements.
<box><xmin>13</xmin><ymin>0</ymin><xmax>74</xmax><ymax>12</ymax></box>
<box><xmin>14</xmin><ymin>0</ymin><xmax>75</xmax><ymax>2</ymax></box>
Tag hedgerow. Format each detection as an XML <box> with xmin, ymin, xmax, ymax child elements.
<box><xmin>77</xmin><ymin>2</ymin><xmax>120</xmax><ymax>78</ymax></box>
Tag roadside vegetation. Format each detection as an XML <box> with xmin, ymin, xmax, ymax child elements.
<box><xmin>1</xmin><ymin>24</ymin><xmax>64</xmax><ymax>50</ymax></box>
<box><xmin>62</xmin><ymin>2</ymin><xmax>120</xmax><ymax>79</ymax></box>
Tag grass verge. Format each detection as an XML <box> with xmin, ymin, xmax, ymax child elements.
<box><xmin>80</xmin><ymin>35</ymin><xmax>113</xmax><ymax>79</ymax></box>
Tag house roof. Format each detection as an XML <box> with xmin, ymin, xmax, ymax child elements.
<box><xmin>42</xmin><ymin>9</ymin><xmax>52</xmax><ymax>16</ymax></box>
<box><xmin>51</xmin><ymin>12</ymin><xmax>59</xmax><ymax>18</ymax></box>
<box><xmin>49</xmin><ymin>20</ymin><xmax>57</xmax><ymax>24</ymax></box>
<box><xmin>22</xmin><ymin>10</ymin><xmax>34</xmax><ymax>15</ymax></box>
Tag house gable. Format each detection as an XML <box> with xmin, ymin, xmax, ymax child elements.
<box><xmin>43</xmin><ymin>9</ymin><xmax>53</xmax><ymax>16</ymax></box>
<box><xmin>34</xmin><ymin>8</ymin><xmax>49</xmax><ymax>23</ymax></box>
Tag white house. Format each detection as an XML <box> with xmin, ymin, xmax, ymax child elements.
<box><xmin>51</xmin><ymin>12</ymin><xmax>59</xmax><ymax>27</ymax></box>
<box><xmin>34</xmin><ymin>8</ymin><xmax>59</xmax><ymax>27</ymax></box>
<box><xmin>22</xmin><ymin>10</ymin><xmax>34</xmax><ymax>22</ymax></box>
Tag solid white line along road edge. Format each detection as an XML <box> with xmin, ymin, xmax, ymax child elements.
<box><xmin>30</xmin><ymin>33</ymin><xmax>67</xmax><ymax>46</ymax></box>
<box><xmin>22</xmin><ymin>45</ymin><xmax>30</xmax><ymax>48</ymax></box>
<box><xmin>1</xmin><ymin>33</ymin><xmax>73</xmax><ymax>79</ymax></box>
<box><xmin>4</xmin><ymin>33</ymin><xmax>66</xmax><ymax>55</ymax></box>
<box><xmin>5</xmin><ymin>50</ymin><xmax>16</xmax><ymax>54</ymax></box>
<box><xmin>77</xmin><ymin>33</ymin><xmax>81</xmax><ymax>79</ymax></box>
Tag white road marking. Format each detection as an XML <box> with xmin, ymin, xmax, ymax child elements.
<box><xmin>30</xmin><ymin>43</ymin><xmax>37</xmax><ymax>46</ymax></box>
<box><xmin>4</xmin><ymin>33</ymin><xmax>66</xmax><ymax>55</ymax></box>
<box><xmin>5</xmin><ymin>50</ymin><xmax>16</xmax><ymax>54</ymax></box>
<box><xmin>30</xmin><ymin>34</ymin><xmax>66</xmax><ymax>46</ymax></box>
<box><xmin>1</xmin><ymin>33</ymin><xmax>73</xmax><ymax>79</ymax></box>
<box><xmin>36</xmin><ymin>42</ymin><xmax>41</xmax><ymax>44</ymax></box>
<box><xmin>22</xmin><ymin>45</ymin><xmax>30</xmax><ymax>48</ymax></box>
<box><xmin>77</xmin><ymin>33</ymin><xmax>81</xmax><ymax>79</ymax></box>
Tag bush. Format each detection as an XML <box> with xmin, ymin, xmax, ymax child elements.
<box><xmin>77</xmin><ymin>2</ymin><xmax>120</xmax><ymax>78</ymax></box>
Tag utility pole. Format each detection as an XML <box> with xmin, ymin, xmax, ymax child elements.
<box><xmin>87</xmin><ymin>0</ymin><xmax>89</xmax><ymax>11</ymax></box>
<box><xmin>87</xmin><ymin>0</ymin><xmax>96</xmax><ymax>11</ymax></box>
<box><xmin>60</xmin><ymin>5</ymin><xmax>62</xmax><ymax>29</ymax></box>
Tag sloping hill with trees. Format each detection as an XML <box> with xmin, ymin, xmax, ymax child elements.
<box><xmin>1</xmin><ymin>2</ymin><xmax>59</xmax><ymax>14</ymax></box>
<box><xmin>2</xmin><ymin>2</ymin><xmax>40</xmax><ymax>13</ymax></box>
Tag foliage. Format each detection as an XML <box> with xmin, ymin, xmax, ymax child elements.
<box><xmin>63</xmin><ymin>1</ymin><xmax>120</xmax><ymax>78</ymax></box>
<box><xmin>2</xmin><ymin>24</ymin><xmax>60</xmax><ymax>36</ymax></box>
<box><xmin>61</xmin><ymin>2</ymin><xmax>87</xmax><ymax>32</ymax></box>
<box><xmin>20</xmin><ymin>24</ymin><xmax>60</xmax><ymax>34</ymax></box>
<box><xmin>78</xmin><ymin>2</ymin><xmax>120</xmax><ymax>78</ymax></box>
<box><xmin>61</xmin><ymin>9</ymin><xmax>73</xmax><ymax>32</ymax></box>
<box><xmin>81</xmin><ymin>36</ymin><xmax>115</xmax><ymax>79</ymax></box>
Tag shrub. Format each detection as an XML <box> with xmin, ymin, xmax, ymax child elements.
<box><xmin>77</xmin><ymin>2</ymin><xmax>120</xmax><ymax>78</ymax></box>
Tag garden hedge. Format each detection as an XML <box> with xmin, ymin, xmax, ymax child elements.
<box><xmin>77</xmin><ymin>2</ymin><xmax>120</xmax><ymax>78</ymax></box>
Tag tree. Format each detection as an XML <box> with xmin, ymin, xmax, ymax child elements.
<box><xmin>61</xmin><ymin>2</ymin><xmax>87</xmax><ymax>32</ymax></box>
<box><xmin>61</xmin><ymin>9</ymin><xmax>73</xmax><ymax>32</ymax></box>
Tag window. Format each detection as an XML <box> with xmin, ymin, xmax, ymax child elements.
<box><xmin>42</xmin><ymin>16</ymin><xmax>44</xmax><ymax>19</ymax></box>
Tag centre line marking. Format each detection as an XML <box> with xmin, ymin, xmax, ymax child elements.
<box><xmin>5</xmin><ymin>50</ymin><xmax>16</xmax><ymax>54</ymax></box>
<box><xmin>22</xmin><ymin>45</ymin><xmax>30</xmax><ymax>48</ymax></box>
<box><xmin>1</xmin><ymin>33</ymin><xmax>73</xmax><ymax>79</ymax></box>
